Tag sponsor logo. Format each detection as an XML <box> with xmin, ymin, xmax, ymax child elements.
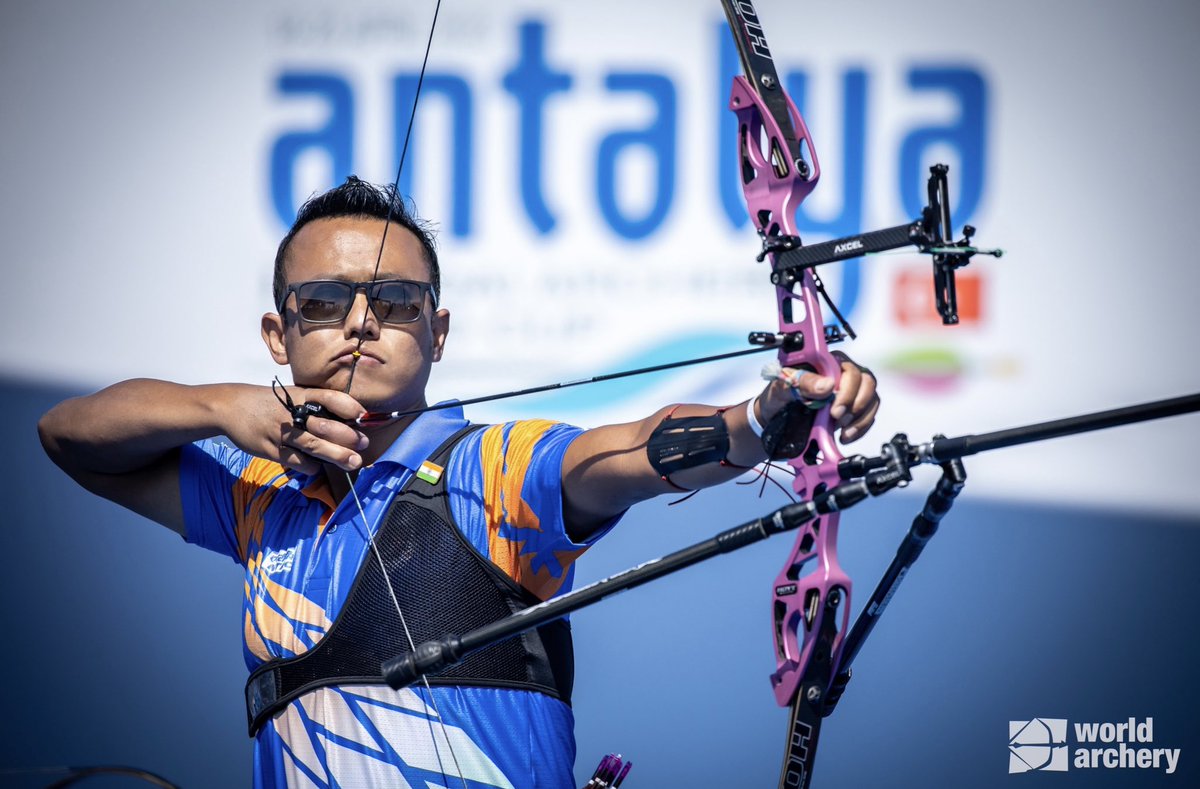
<box><xmin>1009</xmin><ymin>718</ymin><xmax>1069</xmax><ymax>772</ymax></box>
<box><xmin>262</xmin><ymin>547</ymin><xmax>297</xmax><ymax>576</ymax></box>
<box><xmin>1009</xmin><ymin>717</ymin><xmax>1180</xmax><ymax>775</ymax></box>
<box><xmin>781</xmin><ymin>720</ymin><xmax>813</xmax><ymax>788</ymax></box>
<box><xmin>865</xmin><ymin>568</ymin><xmax>908</xmax><ymax>617</ymax></box>
<box><xmin>833</xmin><ymin>239</ymin><xmax>864</xmax><ymax>256</ymax></box>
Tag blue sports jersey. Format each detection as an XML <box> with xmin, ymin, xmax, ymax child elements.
<box><xmin>180</xmin><ymin>405</ymin><xmax>610</xmax><ymax>788</ymax></box>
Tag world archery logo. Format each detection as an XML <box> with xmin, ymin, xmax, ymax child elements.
<box><xmin>1008</xmin><ymin>716</ymin><xmax>1182</xmax><ymax>775</ymax></box>
<box><xmin>1009</xmin><ymin>718</ymin><xmax>1069</xmax><ymax>773</ymax></box>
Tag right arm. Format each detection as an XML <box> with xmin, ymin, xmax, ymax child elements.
<box><xmin>37</xmin><ymin>379</ymin><xmax>367</xmax><ymax>535</ymax></box>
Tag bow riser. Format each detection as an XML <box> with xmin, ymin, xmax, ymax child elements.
<box><xmin>728</xmin><ymin>69</ymin><xmax>852</xmax><ymax>710</ymax></box>
<box><xmin>769</xmin><ymin>512</ymin><xmax>851</xmax><ymax>707</ymax></box>
<box><xmin>728</xmin><ymin>76</ymin><xmax>821</xmax><ymax>220</ymax></box>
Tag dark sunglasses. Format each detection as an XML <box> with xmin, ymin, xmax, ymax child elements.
<box><xmin>278</xmin><ymin>279</ymin><xmax>436</xmax><ymax>325</ymax></box>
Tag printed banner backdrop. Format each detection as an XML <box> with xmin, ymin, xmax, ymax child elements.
<box><xmin>2</xmin><ymin>1</ymin><xmax>1199</xmax><ymax>787</ymax></box>
<box><xmin>2</xmin><ymin>0</ymin><xmax>1198</xmax><ymax>513</ymax></box>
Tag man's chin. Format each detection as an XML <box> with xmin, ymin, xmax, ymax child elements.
<box><xmin>348</xmin><ymin>376</ymin><xmax>429</xmax><ymax>415</ymax></box>
<box><xmin>351</xmin><ymin>388</ymin><xmax>421</xmax><ymax>418</ymax></box>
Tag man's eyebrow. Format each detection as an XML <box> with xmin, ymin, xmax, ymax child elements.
<box><xmin>294</xmin><ymin>275</ymin><xmax>416</xmax><ymax>284</ymax></box>
<box><xmin>306</xmin><ymin>273</ymin><xmax>355</xmax><ymax>282</ymax></box>
<box><xmin>286</xmin><ymin>275</ymin><xmax>351</xmax><ymax>284</ymax></box>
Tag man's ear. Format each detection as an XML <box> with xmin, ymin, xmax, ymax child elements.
<box><xmin>261</xmin><ymin>312</ymin><xmax>290</xmax><ymax>365</ymax></box>
<box><xmin>430</xmin><ymin>308</ymin><xmax>450</xmax><ymax>362</ymax></box>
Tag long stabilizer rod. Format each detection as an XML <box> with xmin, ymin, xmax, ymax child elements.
<box><xmin>921</xmin><ymin>392</ymin><xmax>1200</xmax><ymax>463</ymax></box>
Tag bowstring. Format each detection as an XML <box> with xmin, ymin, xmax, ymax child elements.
<box><xmin>346</xmin><ymin>482</ymin><xmax>466</xmax><ymax>785</ymax></box>
<box><xmin>345</xmin><ymin>0</ymin><xmax>443</xmax><ymax>394</ymax></box>
<box><xmin>338</xmin><ymin>1</ymin><xmax>467</xmax><ymax>786</ymax></box>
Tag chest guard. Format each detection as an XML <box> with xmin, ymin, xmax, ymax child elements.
<box><xmin>244</xmin><ymin>425</ymin><xmax>574</xmax><ymax>736</ymax></box>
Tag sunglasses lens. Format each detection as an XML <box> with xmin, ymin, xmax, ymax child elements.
<box><xmin>296</xmin><ymin>282</ymin><xmax>352</xmax><ymax>323</ymax></box>
<box><xmin>290</xmin><ymin>280</ymin><xmax>428</xmax><ymax>324</ymax></box>
<box><xmin>371</xmin><ymin>281</ymin><xmax>424</xmax><ymax>323</ymax></box>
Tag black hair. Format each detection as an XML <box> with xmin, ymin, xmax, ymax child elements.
<box><xmin>273</xmin><ymin>176</ymin><xmax>440</xmax><ymax>314</ymax></box>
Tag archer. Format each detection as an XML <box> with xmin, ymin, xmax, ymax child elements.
<box><xmin>38</xmin><ymin>177</ymin><xmax>879</xmax><ymax>788</ymax></box>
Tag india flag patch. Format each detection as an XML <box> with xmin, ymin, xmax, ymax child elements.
<box><xmin>416</xmin><ymin>460</ymin><xmax>444</xmax><ymax>485</ymax></box>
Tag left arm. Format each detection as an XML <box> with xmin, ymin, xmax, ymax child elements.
<box><xmin>562</xmin><ymin>358</ymin><xmax>878</xmax><ymax>540</ymax></box>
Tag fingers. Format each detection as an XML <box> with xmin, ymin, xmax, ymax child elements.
<box><xmin>280</xmin><ymin>418</ymin><xmax>368</xmax><ymax>473</ymax></box>
<box><xmin>298</xmin><ymin>388</ymin><xmax>368</xmax><ymax>423</ymax></box>
<box><xmin>276</xmin><ymin>443</ymin><xmax>323</xmax><ymax>476</ymax></box>
<box><xmin>765</xmin><ymin>356</ymin><xmax>880</xmax><ymax>444</ymax></box>
<box><xmin>276</xmin><ymin>387</ymin><xmax>369</xmax><ymax>472</ymax></box>
<box><xmin>792</xmin><ymin>370</ymin><xmax>836</xmax><ymax>402</ymax></box>
<box><xmin>832</xmin><ymin>357</ymin><xmax>879</xmax><ymax>443</ymax></box>
<box><xmin>839</xmin><ymin>393</ymin><xmax>879</xmax><ymax>443</ymax></box>
<box><xmin>829</xmin><ymin>363</ymin><xmax>860</xmax><ymax>422</ymax></box>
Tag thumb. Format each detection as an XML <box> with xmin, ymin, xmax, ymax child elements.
<box><xmin>762</xmin><ymin>363</ymin><xmax>835</xmax><ymax>402</ymax></box>
<box><xmin>792</xmin><ymin>369</ymin><xmax>835</xmax><ymax>401</ymax></box>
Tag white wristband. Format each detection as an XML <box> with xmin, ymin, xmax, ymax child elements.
<box><xmin>746</xmin><ymin>398</ymin><xmax>765</xmax><ymax>438</ymax></box>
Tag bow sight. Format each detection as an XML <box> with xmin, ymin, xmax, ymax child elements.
<box><xmin>758</xmin><ymin>163</ymin><xmax>1002</xmax><ymax>344</ymax></box>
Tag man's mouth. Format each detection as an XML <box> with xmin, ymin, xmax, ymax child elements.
<box><xmin>334</xmin><ymin>349</ymin><xmax>382</xmax><ymax>366</ymax></box>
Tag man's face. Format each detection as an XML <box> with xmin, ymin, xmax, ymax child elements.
<box><xmin>262</xmin><ymin>216</ymin><xmax>449</xmax><ymax>412</ymax></box>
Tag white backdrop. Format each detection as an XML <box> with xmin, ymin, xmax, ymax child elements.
<box><xmin>3</xmin><ymin>0</ymin><xmax>1199</xmax><ymax>514</ymax></box>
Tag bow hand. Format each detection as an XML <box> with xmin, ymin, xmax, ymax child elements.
<box><xmin>757</xmin><ymin>354</ymin><xmax>879</xmax><ymax>447</ymax></box>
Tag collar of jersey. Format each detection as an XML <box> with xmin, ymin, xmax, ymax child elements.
<box><xmin>295</xmin><ymin>401</ymin><xmax>469</xmax><ymax>506</ymax></box>
<box><xmin>374</xmin><ymin>401</ymin><xmax>470</xmax><ymax>472</ymax></box>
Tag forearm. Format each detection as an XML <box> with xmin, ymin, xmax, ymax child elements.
<box><xmin>39</xmin><ymin>379</ymin><xmax>253</xmax><ymax>475</ymax></box>
<box><xmin>563</xmin><ymin>397</ymin><xmax>773</xmax><ymax>525</ymax></box>
<box><xmin>563</xmin><ymin>359</ymin><xmax>877</xmax><ymax>537</ymax></box>
<box><xmin>653</xmin><ymin>398</ymin><xmax>770</xmax><ymax>489</ymax></box>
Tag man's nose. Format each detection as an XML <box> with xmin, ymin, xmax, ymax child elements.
<box><xmin>344</xmin><ymin>287</ymin><xmax>380</xmax><ymax>337</ymax></box>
